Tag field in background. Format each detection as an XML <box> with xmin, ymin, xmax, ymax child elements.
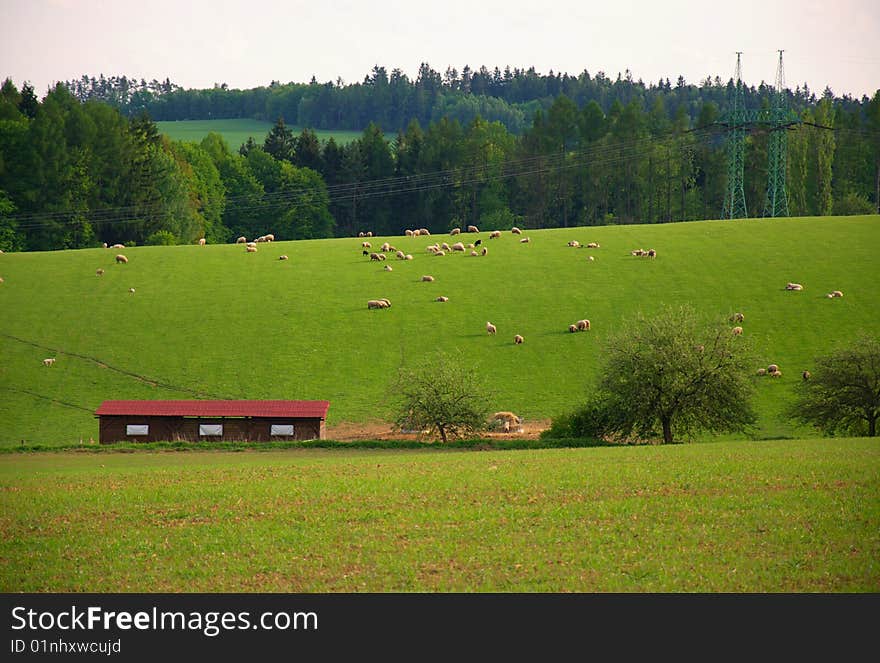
<box><xmin>0</xmin><ymin>215</ymin><xmax>878</xmax><ymax>446</ymax></box>
<box><xmin>156</xmin><ymin>119</ymin><xmax>364</xmax><ymax>150</ymax></box>
<box><xmin>1</xmin><ymin>438</ymin><xmax>876</xmax><ymax>592</ymax></box>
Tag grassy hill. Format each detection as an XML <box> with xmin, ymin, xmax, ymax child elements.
<box><xmin>1</xmin><ymin>215</ymin><xmax>878</xmax><ymax>446</ymax></box>
<box><xmin>155</xmin><ymin>119</ymin><xmax>364</xmax><ymax>150</ymax></box>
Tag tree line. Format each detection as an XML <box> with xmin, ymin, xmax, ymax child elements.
<box><xmin>1</xmin><ymin>75</ymin><xmax>878</xmax><ymax>252</ymax></box>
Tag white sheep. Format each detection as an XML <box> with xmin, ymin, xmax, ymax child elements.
<box><xmin>279</xmin><ymin>255</ymin><xmax>289</xmax><ymax>260</ymax></box>
<box><xmin>756</xmin><ymin>368</ymin><xmax>767</xmax><ymax>376</ymax></box>
<box><xmin>384</xmin><ymin>265</ymin><xmax>393</xmax><ymax>271</ymax></box>
<box><xmin>405</xmin><ymin>254</ymin><xmax>413</xmax><ymax>260</ymax></box>
<box><xmin>247</xmin><ymin>246</ymin><xmax>258</xmax><ymax>253</ymax></box>
<box><xmin>467</xmin><ymin>225</ymin><xmax>479</xmax><ymax>233</ymax></box>
<box><xmin>396</xmin><ymin>250</ymin><xmax>406</xmax><ymax>259</ymax></box>
<box><xmin>470</xmin><ymin>250</ymin><xmax>478</xmax><ymax>256</ymax></box>
<box><xmin>588</xmin><ymin>255</ymin><xmax>595</xmax><ymax>261</ymax></box>
<box><xmin>786</xmin><ymin>282</ymin><xmax>803</xmax><ymax>291</ymax></box>
<box><xmin>568</xmin><ymin>324</ymin><xmax>578</xmax><ymax>333</ymax></box>
<box><xmin>576</xmin><ymin>319</ymin><xmax>591</xmax><ymax>331</ymax></box>
<box><xmin>451</xmin><ymin>242</ymin><xmax>465</xmax><ymax>252</ymax></box>
<box><xmin>434</xmin><ymin>250</ymin><xmax>446</xmax><ymax>257</ymax></box>
<box><xmin>421</xmin><ymin>275</ymin><xmax>435</xmax><ymax>282</ymax></box>
<box><xmin>367</xmin><ymin>299</ymin><xmax>391</xmax><ymax>309</ymax></box>
<box><xmin>767</xmin><ymin>364</ymin><xmax>779</xmax><ymax>374</ymax></box>
<box><xmin>381</xmin><ymin>242</ymin><xmax>392</xmax><ymax>252</ymax></box>
<box><xmin>265</xmin><ymin>234</ymin><xmax>274</xmax><ymax>242</ymax></box>
<box><xmin>419</xmin><ymin>228</ymin><xmax>430</xmax><ymax>236</ymax></box>
<box><xmin>42</xmin><ymin>358</ymin><xmax>56</xmax><ymax>366</ymax></box>
<box><xmin>514</xmin><ymin>334</ymin><xmax>524</xmax><ymax>345</ymax></box>
<box><xmin>450</xmin><ymin>228</ymin><xmax>461</xmax><ymax>235</ymax></box>
<box><xmin>520</xmin><ymin>237</ymin><xmax>530</xmax><ymax>244</ymax></box>
<box><xmin>732</xmin><ymin>326</ymin><xmax>743</xmax><ymax>336</ymax></box>
<box><xmin>198</xmin><ymin>238</ymin><xmax>206</xmax><ymax>245</ymax></box>
<box><xmin>366</xmin><ymin>231</ymin><xmax>373</xmax><ymax>237</ymax></box>
<box><xmin>96</xmin><ymin>268</ymin><xmax>105</xmax><ymax>276</ymax></box>
<box><xmin>486</xmin><ymin>322</ymin><xmax>497</xmax><ymax>335</ymax></box>
<box><xmin>405</xmin><ymin>229</ymin><xmax>414</xmax><ymax>237</ymax></box>
<box><xmin>441</xmin><ymin>242</ymin><xmax>451</xmax><ymax>252</ymax></box>
<box><xmin>436</xmin><ymin>296</ymin><xmax>449</xmax><ymax>302</ymax></box>
<box><xmin>411</xmin><ymin>229</ymin><xmax>420</xmax><ymax>237</ymax></box>
<box><xmin>481</xmin><ymin>247</ymin><xmax>488</xmax><ymax>256</ymax></box>
<box><xmin>730</xmin><ymin>312</ymin><xmax>745</xmax><ymax>323</ymax></box>
<box><xmin>115</xmin><ymin>254</ymin><xmax>128</xmax><ymax>264</ymax></box>
<box><xmin>489</xmin><ymin>230</ymin><xmax>501</xmax><ymax>239</ymax></box>
<box><xmin>246</xmin><ymin>242</ymin><xmax>257</xmax><ymax>248</ymax></box>
<box><xmin>567</xmin><ymin>240</ymin><xmax>580</xmax><ymax>247</ymax></box>
<box><xmin>358</xmin><ymin>232</ymin><xmax>365</xmax><ymax>237</ymax></box>
<box><xmin>362</xmin><ymin>241</ymin><xmax>372</xmax><ymax>248</ymax></box>
<box><xmin>111</xmin><ymin>243</ymin><xmax>125</xmax><ymax>249</ymax></box>
<box><xmin>587</xmin><ymin>242</ymin><xmax>600</xmax><ymax>248</ymax></box>
<box><xmin>511</xmin><ymin>227</ymin><xmax>522</xmax><ymax>234</ymax></box>
<box><xmin>236</xmin><ymin>236</ymin><xmax>247</xmax><ymax>244</ymax></box>
<box><xmin>129</xmin><ymin>287</ymin><xmax>135</xmax><ymax>294</ymax></box>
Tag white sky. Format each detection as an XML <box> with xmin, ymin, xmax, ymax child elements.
<box><xmin>1</xmin><ymin>0</ymin><xmax>878</xmax><ymax>99</ymax></box>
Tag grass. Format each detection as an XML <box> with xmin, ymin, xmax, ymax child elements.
<box><xmin>0</xmin><ymin>438</ymin><xmax>877</xmax><ymax>592</ymax></box>
<box><xmin>0</xmin><ymin>215</ymin><xmax>878</xmax><ymax>447</ymax></box>
<box><xmin>155</xmin><ymin>119</ymin><xmax>364</xmax><ymax>150</ymax></box>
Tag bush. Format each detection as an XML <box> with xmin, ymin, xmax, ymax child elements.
<box><xmin>145</xmin><ymin>230</ymin><xmax>176</xmax><ymax>246</ymax></box>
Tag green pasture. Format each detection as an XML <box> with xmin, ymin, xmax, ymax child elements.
<box><xmin>155</xmin><ymin>119</ymin><xmax>364</xmax><ymax>149</ymax></box>
<box><xmin>0</xmin><ymin>439</ymin><xmax>877</xmax><ymax>592</ymax></box>
<box><xmin>0</xmin><ymin>215</ymin><xmax>878</xmax><ymax>447</ymax></box>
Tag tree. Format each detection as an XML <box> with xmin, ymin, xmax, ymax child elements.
<box><xmin>263</xmin><ymin>116</ymin><xmax>295</xmax><ymax>162</ymax></box>
<box><xmin>569</xmin><ymin>306</ymin><xmax>756</xmax><ymax>444</ymax></box>
<box><xmin>786</xmin><ymin>335</ymin><xmax>880</xmax><ymax>437</ymax></box>
<box><xmin>392</xmin><ymin>353</ymin><xmax>491</xmax><ymax>442</ymax></box>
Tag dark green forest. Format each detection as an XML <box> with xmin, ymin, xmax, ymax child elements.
<box><xmin>0</xmin><ymin>65</ymin><xmax>878</xmax><ymax>252</ymax></box>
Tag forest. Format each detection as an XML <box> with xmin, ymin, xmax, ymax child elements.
<box><xmin>0</xmin><ymin>65</ymin><xmax>878</xmax><ymax>252</ymax></box>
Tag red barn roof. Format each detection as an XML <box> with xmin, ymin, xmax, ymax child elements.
<box><xmin>95</xmin><ymin>400</ymin><xmax>330</xmax><ymax>419</ymax></box>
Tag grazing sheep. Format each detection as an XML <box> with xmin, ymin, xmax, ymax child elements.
<box><xmin>467</xmin><ymin>243</ymin><xmax>475</xmax><ymax>249</ymax></box>
<box><xmin>475</xmin><ymin>239</ymin><xmax>482</xmax><ymax>246</ymax></box>
<box><xmin>467</xmin><ymin>225</ymin><xmax>479</xmax><ymax>233</ymax></box>
<box><xmin>405</xmin><ymin>254</ymin><xmax>413</xmax><ymax>260</ymax></box>
<box><xmin>568</xmin><ymin>324</ymin><xmax>578</xmax><ymax>333</ymax></box>
<box><xmin>358</xmin><ymin>232</ymin><xmax>365</xmax><ymax>237</ymax></box>
<box><xmin>115</xmin><ymin>254</ymin><xmax>128</xmax><ymax>264</ymax></box>
<box><xmin>567</xmin><ymin>240</ymin><xmax>580</xmax><ymax>247</ymax></box>
<box><xmin>367</xmin><ymin>299</ymin><xmax>391</xmax><ymax>309</ymax></box>
<box><xmin>576</xmin><ymin>319</ymin><xmax>591</xmax><ymax>331</ymax></box>
<box><xmin>246</xmin><ymin>242</ymin><xmax>257</xmax><ymax>248</ymax></box>
<box><xmin>421</xmin><ymin>275</ymin><xmax>435</xmax><ymax>282</ymax></box>
<box><xmin>129</xmin><ymin>287</ymin><xmax>136</xmax><ymax>294</ymax></box>
<box><xmin>384</xmin><ymin>265</ymin><xmax>393</xmax><ymax>271</ymax></box>
<box><xmin>587</xmin><ymin>242</ymin><xmax>600</xmax><ymax>248</ymax></box>
<box><xmin>96</xmin><ymin>268</ymin><xmax>105</xmax><ymax>276</ymax></box>
<box><xmin>481</xmin><ymin>247</ymin><xmax>488</xmax><ymax>256</ymax></box>
<box><xmin>802</xmin><ymin>370</ymin><xmax>811</xmax><ymax>381</ymax></box>
<box><xmin>520</xmin><ymin>237</ymin><xmax>530</xmax><ymax>243</ymax></box>
<box><xmin>732</xmin><ymin>326</ymin><xmax>743</xmax><ymax>336</ymax></box>
<box><xmin>756</xmin><ymin>368</ymin><xmax>767</xmax><ymax>376</ymax></box>
<box><xmin>785</xmin><ymin>282</ymin><xmax>803</xmax><ymax>291</ymax></box>
<box><xmin>451</xmin><ymin>242</ymin><xmax>465</xmax><ymax>252</ymax></box>
<box><xmin>370</xmin><ymin>253</ymin><xmax>383</xmax><ymax>261</ymax></box>
<box><xmin>831</xmin><ymin>290</ymin><xmax>843</xmax><ymax>298</ymax></box>
<box><xmin>366</xmin><ymin>231</ymin><xmax>373</xmax><ymax>237</ymax></box>
<box><xmin>770</xmin><ymin>370</ymin><xmax>783</xmax><ymax>378</ymax></box>
<box><xmin>450</xmin><ymin>228</ymin><xmax>461</xmax><ymax>235</ymax></box>
<box><xmin>435</xmin><ymin>250</ymin><xmax>446</xmax><ymax>257</ymax></box>
<box><xmin>489</xmin><ymin>230</ymin><xmax>501</xmax><ymax>239</ymax></box>
<box><xmin>395</xmin><ymin>250</ymin><xmax>406</xmax><ymax>259</ymax></box>
<box><xmin>412</xmin><ymin>229</ymin><xmax>421</xmax><ymax>236</ymax></box>
<box><xmin>198</xmin><ymin>238</ymin><xmax>206</xmax><ymax>245</ymax></box>
<box><xmin>265</xmin><ymin>234</ymin><xmax>274</xmax><ymax>242</ymax></box>
<box><xmin>647</xmin><ymin>249</ymin><xmax>656</xmax><ymax>258</ymax></box>
<box><xmin>441</xmin><ymin>242</ymin><xmax>451</xmax><ymax>252</ymax></box>
<box><xmin>767</xmin><ymin>364</ymin><xmax>779</xmax><ymax>374</ymax></box>
<box><xmin>363</xmin><ymin>250</ymin><xmax>369</xmax><ymax>256</ymax></box>
<box><xmin>486</xmin><ymin>322</ymin><xmax>497</xmax><ymax>335</ymax></box>
<box><xmin>111</xmin><ymin>243</ymin><xmax>125</xmax><ymax>249</ymax></box>
<box><xmin>588</xmin><ymin>255</ymin><xmax>595</xmax><ymax>261</ymax></box>
<box><xmin>101</xmin><ymin>243</ymin><xmax>107</xmax><ymax>249</ymax></box>
<box><xmin>470</xmin><ymin>250</ymin><xmax>478</xmax><ymax>256</ymax></box>
<box><xmin>279</xmin><ymin>255</ymin><xmax>289</xmax><ymax>260</ymax></box>
<box><xmin>514</xmin><ymin>334</ymin><xmax>524</xmax><ymax>344</ymax></box>
<box><xmin>362</xmin><ymin>241</ymin><xmax>372</xmax><ymax>248</ymax></box>
<box><xmin>405</xmin><ymin>229</ymin><xmax>414</xmax><ymax>237</ymax></box>
<box><xmin>42</xmin><ymin>358</ymin><xmax>56</xmax><ymax>366</ymax></box>
<box><xmin>511</xmin><ymin>227</ymin><xmax>522</xmax><ymax>234</ymax></box>
<box><xmin>436</xmin><ymin>296</ymin><xmax>449</xmax><ymax>302</ymax></box>
<box><xmin>247</xmin><ymin>246</ymin><xmax>258</xmax><ymax>253</ymax></box>
<box><xmin>730</xmin><ymin>312</ymin><xmax>745</xmax><ymax>323</ymax></box>
<box><xmin>236</xmin><ymin>236</ymin><xmax>247</xmax><ymax>244</ymax></box>
<box><xmin>419</xmin><ymin>228</ymin><xmax>430</xmax><ymax>235</ymax></box>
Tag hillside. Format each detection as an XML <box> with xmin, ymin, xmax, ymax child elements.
<box><xmin>155</xmin><ymin>119</ymin><xmax>364</xmax><ymax>149</ymax></box>
<box><xmin>0</xmin><ymin>215</ymin><xmax>878</xmax><ymax>446</ymax></box>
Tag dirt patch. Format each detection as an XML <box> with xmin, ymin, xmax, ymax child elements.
<box><xmin>325</xmin><ymin>419</ymin><xmax>551</xmax><ymax>442</ymax></box>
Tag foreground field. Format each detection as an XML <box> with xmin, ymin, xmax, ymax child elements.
<box><xmin>1</xmin><ymin>439</ymin><xmax>877</xmax><ymax>592</ymax></box>
<box><xmin>155</xmin><ymin>119</ymin><xmax>363</xmax><ymax>149</ymax></box>
<box><xmin>1</xmin><ymin>215</ymin><xmax>878</xmax><ymax>446</ymax></box>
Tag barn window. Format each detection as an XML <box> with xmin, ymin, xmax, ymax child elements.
<box><xmin>270</xmin><ymin>424</ymin><xmax>294</xmax><ymax>436</ymax></box>
<box><xmin>199</xmin><ymin>424</ymin><xmax>223</xmax><ymax>437</ymax></box>
<box><xmin>126</xmin><ymin>424</ymin><xmax>149</xmax><ymax>436</ymax></box>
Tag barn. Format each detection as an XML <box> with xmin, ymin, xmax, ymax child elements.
<box><xmin>95</xmin><ymin>400</ymin><xmax>330</xmax><ymax>444</ymax></box>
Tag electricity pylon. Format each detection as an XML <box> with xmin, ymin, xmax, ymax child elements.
<box><xmin>763</xmin><ymin>50</ymin><xmax>793</xmax><ymax>218</ymax></box>
<box><xmin>722</xmin><ymin>52</ymin><xmax>748</xmax><ymax>219</ymax></box>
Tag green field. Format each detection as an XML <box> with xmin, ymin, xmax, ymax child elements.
<box><xmin>1</xmin><ymin>439</ymin><xmax>877</xmax><ymax>592</ymax></box>
<box><xmin>155</xmin><ymin>119</ymin><xmax>365</xmax><ymax>149</ymax></box>
<box><xmin>1</xmin><ymin>215</ymin><xmax>879</xmax><ymax>447</ymax></box>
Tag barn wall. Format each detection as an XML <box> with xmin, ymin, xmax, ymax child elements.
<box><xmin>99</xmin><ymin>416</ymin><xmax>325</xmax><ymax>443</ymax></box>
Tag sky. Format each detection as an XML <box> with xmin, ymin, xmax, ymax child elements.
<box><xmin>1</xmin><ymin>0</ymin><xmax>878</xmax><ymax>99</ymax></box>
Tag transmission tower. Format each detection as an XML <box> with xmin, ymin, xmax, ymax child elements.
<box><xmin>763</xmin><ymin>50</ymin><xmax>791</xmax><ymax>217</ymax></box>
<box><xmin>722</xmin><ymin>52</ymin><xmax>748</xmax><ymax>219</ymax></box>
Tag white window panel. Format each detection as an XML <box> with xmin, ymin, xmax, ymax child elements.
<box><xmin>126</xmin><ymin>424</ymin><xmax>149</xmax><ymax>436</ymax></box>
<box><xmin>270</xmin><ymin>424</ymin><xmax>294</xmax><ymax>436</ymax></box>
<box><xmin>199</xmin><ymin>424</ymin><xmax>223</xmax><ymax>436</ymax></box>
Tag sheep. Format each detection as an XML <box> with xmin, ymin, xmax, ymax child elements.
<box><xmin>115</xmin><ymin>254</ymin><xmax>128</xmax><ymax>264</ymax></box>
<box><xmin>111</xmin><ymin>243</ymin><xmax>125</xmax><ymax>249</ymax></box>
<box><xmin>362</xmin><ymin>241</ymin><xmax>372</xmax><ymax>248</ymax></box>
<box><xmin>587</xmin><ymin>242</ymin><xmax>600</xmax><ymax>248</ymax></box>
<box><xmin>255</xmin><ymin>235</ymin><xmax>267</xmax><ymax>242</ymax></box>
<box><xmin>405</xmin><ymin>229</ymin><xmax>414</xmax><ymax>237</ymax></box>
<box><xmin>647</xmin><ymin>249</ymin><xmax>656</xmax><ymax>258</ymax></box>
<box><xmin>96</xmin><ymin>268</ymin><xmax>105</xmax><ymax>276</ymax></box>
<box><xmin>198</xmin><ymin>238</ymin><xmax>206</xmax><ymax>245</ymax></box>
<box><xmin>421</xmin><ymin>275</ymin><xmax>435</xmax><ymax>282</ymax></box>
<box><xmin>358</xmin><ymin>232</ymin><xmax>365</xmax><ymax>237</ymax></box>
<box><xmin>451</xmin><ymin>242</ymin><xmax>465</xmax><ymax>252</ymax></box>
<box><xmin>412</xmin><ymin>229</ymin><xmax>421</xmax><ymax>237</ymax></box>
<box><xmin>474</xmin><ymin>239</ymin><xmax>482</xmax><ymax>246</ymax></box>
<box><xmin>486</xmin><ymin>322</ymin><xmax>497</xmax><ymax>335</ymax></box>
<box><xmin>380</xmin><ymin>298</ymin><xmax>391</xmax><ymax>307</ymax></box>
<box><xmin>514</xmin><ymin>334</ymin><xmax>524</xmax><ymax>344</ymax></box>
<box><xmin>732</xmin><ymin>326</ymin><xmax>743</xmax><ymax>336</ymax></box>
<box><xmin>511</xmin><ymin>227</ymin><xmax>522</xmax><ymax>234</ymax></box>
<box><xmin>396</xmin><ymin>250</ymin><xmax>406</xmax><ymax>259</ymax></box>
<box><xmin>831</xmin><ymin>290</ymin><xmax>843</xmax><ymax>298</ymax></box>
<box><xmin>568</xmin><ymin>324</ymin><xmax>578</xmax><ymax>333</ymax></box>
<box><xmin>588</xmin><ymin>256</ymin><xmax>595</xmax><ymax>261</ymax></box>
<box><xmin>42</xmin><ymin>358</ymin><xmax>56</xmax><ymax>366</ymax></box>
<box><xmin>367</xmin><ymin>299</ymin><xmax>391</xmax><ymax>309</ymax></box>
<box><xmin>405</xmin><ymin>254</ymin><xmax>413</xmax><ymax>260</ymax></box>
<box><xmin>467</xmin><ymin>225</ymin><xmax>479</xmax><ymax>233</ymax></box>
<box><xmin>450</xmin><ymin>228</ymin><xmax>461</xmax><ymax>235</ymax></box>
<box><xmin>467</xmin><ymin>243</ymin><xmax>475</xmax><ymax>249</ymax></box>
<box><xmin>576</xmin><ymin>319</ymin><xmax>591</xmax><ymax>331</ymax></box>
<box><xmin>419</xmin><ymin>228</ymin><xmax>430</xmax><ymax>236</ymax></box>
<box><xmin>370</xmin><ymin>252</ymin><xmax>384</xmax><ymax>261</ymax></box>
<box><xmin>236</xmin><ymin>236</ymin><xmax>247</xmax><ymax>244</ymax></box>
<box><xmin>520</xmin><ymin>237</ymin><xmax>530</xmax><ymax>243</ymax></box>
<box><xmin>756</xmin><ymin>368</ymin><xmax>767</xmax><ymax>376</ymax></box>
<box><xmin>435</xmin><ymin>250</ymin><xmax>446</xmax><ymax>257</ymax></box>
<box><xmin>247</xmin><ymin>246</ymin><xmax>258</xmax><ymax>253</ymax></box>
<box><xmin>470</xmin><ymin>250</ymin><xmax>478</xmax><ymax>256</ymax></box>
<box><xmin>436</xmin><ymin>296</ymin><xmax>449</xmax><ymax>302</ymax></box>
<box><xmin>129</xmin><ymin>287</ymin><xmax>136</xmax><ymax>294</ymax></box>
<box><xmin>767</xmin><ymin>364</ymin><xmax>779</xmax><ymax>374</ymax></box>
<box><xmin>770</xmin><ymin>370</ymin><xmax>783</xmax><ymax>378</ymax></box>
<box><xmin>381</xmin><ymin>242</ymin><xmax>392</xmax><ymax>252</ymax></box>
<box><xmin>246</xmin><ymin>242</ymin><xmax>257</xmax><ymax>248</ymax></box>
<box><xmin>384</xmin><ymin>265</ymin><xmax>393</xmax><ymax>271</ymax></box>
<box><xmin>785</xmin><ymin>282</ymin><xmax>803</xmax><ymax>291</ymax></box>
<box><xmin>279</xmin><ymin>255</ymin><xmax>289</xmax><ymax>261</ymax></box>
<box><xmin>362</xmin><ymin>250</ymin><xmax>369</xmax><ymax>256</ymax></box>
<box><xmin>730</xmin><ymin>312</ymin><xmax>745</xmax><ymax>323</ymax></box>
<box><xmin>265</xmin><ymin>234</ymin><xmax>275</xmax><ymax>242</ymax></box>
<box><xmin>481</xmin><ymin>247</ymin><xmax>488</xmax><ymax>256</ymax></box>
<box><xmin>101</xmin><ymin>243</ymin><xmax>107</xmax><ymax>249</ymax></box>
<box><xmin>441</xmin><ymin>242</ymin><xmax>451</xmax><ymax>252</ymax></box>
<box><xmin>802</xmin><ymin>370</ymin><xmax>811</xmax><ymax>381</ymax></box>
<box><xmin>489</xmin><ymin>230</ymin><xmax>501</xmax><ymax>239</ymax></box>
<box><xmin>567</xmin><ymin>240</ymin><xmax>580</xmax><ymax>247</ymax></box>
<box><xmin>366</xmin><ymin>231</ymin><xmax>373</xmax><ymax>237</ymax></box>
